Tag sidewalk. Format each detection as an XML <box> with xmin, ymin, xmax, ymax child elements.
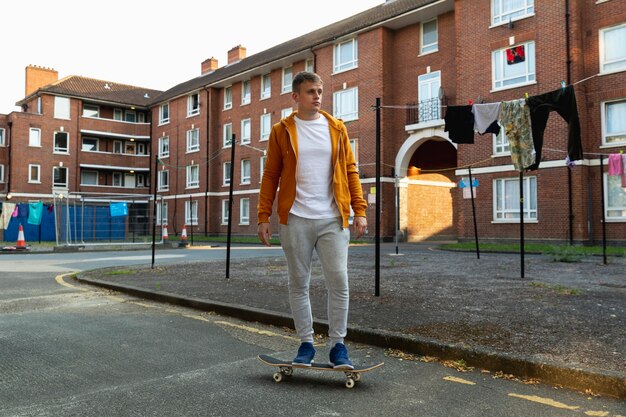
<box><xmin>76</xmin><ymin>243</ymin><xmax>626</xmax><ymax>398</ymax></box>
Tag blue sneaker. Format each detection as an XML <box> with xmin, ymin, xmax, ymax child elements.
<box><xmin>292</xmin><ymin>342</ymin><xmax>315</xmax><ymax>366</ymax></box>
<box><xmin>329</xmin><ymin>343</ymin><xmax>354</xmax><ymax>369</ymax></box>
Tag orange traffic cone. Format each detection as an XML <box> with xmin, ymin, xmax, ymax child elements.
<box><xmin>179</xmin><ymin>225</ymin><xmax>188</xmax><ymax>247</ymax></box>
<box><xmin>16</xmin><ymin>224</ymin><xmax>27</xmax><ymax>250</ymax></box>
<box><xmin>162</xmin><ymin>224</ymin><xmax>169</xmax><ymax>242</ymax></box>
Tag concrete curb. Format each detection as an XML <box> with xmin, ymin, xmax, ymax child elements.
<box><xmin>76</xmin><ymin>276</ymin><xmax>626</xmax><ymax>399</ymax></box>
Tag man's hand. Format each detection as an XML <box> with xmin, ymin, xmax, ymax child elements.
<box><xmin>258</xmin><ymin>222</ymin><xmax>272</xmax><ymax>246</ymax></box>
<box><xmin>353</xmin><ymin>216</ymin><xmax>367</xmax><ymax>239</ymax></box>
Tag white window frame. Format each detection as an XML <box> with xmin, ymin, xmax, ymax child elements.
<box><xmin>241</xmin><ymin>80</ymin><xmax>251</xmax><ymax>105</ymax></box>
<box><xmin>260</xmin><ymin>114</ymin><xmax>271</xmax><ymax>141</ymax></box>
<box><xmin>29</xmin><ymin>128</ymin><xmax>41</xmax><ymax>147</ymax></box>
<box><xmin>282</xmin><ymin>67</ymin><xmax>292</xmax><ymax>94</ymax></box>
<box><xmin>350</xmin><ymin>138</ymin><xmax>359</xmax><ymax>169</ymax></box>
<box><xmin>491</xmin><ymin>41</ymin><xmax>536</xmax><ymax>91</ymax></box>
<box><xmin>159</xmin><ymin>103</ymin><xmax>170</xmax><ymax>125</ymax></box>
<box><xmin>240</xmin><ymin>198</ymin><xmax>250</xmax><ymax>225</ymax></box>
<box><xmin>241</xmin><ymin>118</ymin><xmax>251</xmax><ymax>144</ymax></box>
<box><xmin>223</xmin><ymin>123</ymin><xmax>233</xmax><ymax>148</ymax></box>
<box><xmin>0</xmin><ymin>128</ymin><xmax>5</xmax><ymax>146</ymax></box>
<box><xmin>281</xmin><ymin>107</ymin><xmax>293</xmax><ymax>119</ymax></box>
<box><xmin>260</xmin><ymin>155</ymin><xmax>266</xmax><ymax>182</ymax></box>
<box><xmin>185</xmin><ymin>200</ymin><xmax>198</xmax><ymax>225</ymax></box>
<box><xmin>602</xmin><ymin>99</ymin><xmax>626</xmax><ymax>146</ymax></box>
<box><xmin>186</xmin><ymin>128</ymin><xmax>200</xmax><ymax>152</ymax></box>
<box><xmin>493</xmin><ymin>176</ymin><xmax>537</xmax><ymax>222</ymax></box>
<box><xmin>600</xmin><ymin>23</ymin><xmax>626</xmax><ymax>74</ymax></box>
<box><xmin>82</xmin><ymin>104</ymin><xmax>99</xmax><ymax>118</ymax></box>
<box><xmin>113</xmin><ymin>140</ymin><xmax>123</xmax><ymax>154</ymax></box>
<box><xmin>80</xmin><ymin>170</ymin><xmax>98</xmax><ymax>186</ymax></box>
<box><xmin>491</xmin><ymin>0</ymin><xmax>534</xmax><ymax>26</ymax></box>
<box><xmin>493</xmin><ymin>125</ymin><xmax>511</xmax><ymax>155</ymax></box>
<box><xmin>124</xmin><ymin>110</ymin><xmax>137</xmax><ymax>123</ymax></box>
<box><xmin>333</xmin><ymin>87</ymin><xmax>359</xmax><ymax>121</ymax></box>
<box><xmin>333</xmin><ymin>38</ymin><xmax>358</xmax><ymax>73</ymax></box>
<box><xmin>224</xmin><ymin>86</ymin><xmax>232</xmax><ymax>110</ymax></box>
<box><xmin>223</xmin><ymin>162</ymin><xmax>231</xmax><ymax>186</ymax></box>
<box><xmin>28</xmin><ymin>164</ymin><xmax>41</xmax><ymax>184</ymax></box>
<box><xmin>112</xmin><ymin>172</ymin><xmax>123</xmax><ymax>187</ymax></box>
<box><xmin>186</xmin><ymin>164</ymin><xmax>200</xmax><ymax>189</ymax></box>
<box><xmin>82</xmin><ymin>137</ymin><xmax>98</xmax><ymax>152</ymax></box>
<box><xmin>53</xmin><ymin>131</ymin><xmax>69</xmax><ymax>154</ymax></box>
<box><xmin>420</xmin><ymin>19</ymin><xmax>438</xmax><ymax>55</ymax></box>
<box><xmin>52</xmin><ymin>166</ymin><xmax>68</xmax><ymax>187</ymax></box>
<box><xmin>54</xmin><ymin>96</ymin><xmax>71</xmax><ymax>119</ymax></box>
<box><xmin>241</xmin><ymin>159</ymin><xmax>251</xmax><ymax>184</ymax></box>
<box><xmin>305</xmin><ymin>59</ymin><xmax>314</xmax><ymax>73</ymax></box>
<box><xmin>158</xmin><ymin>136</ymin><xmax>170</xmax><ymax>158</ymax></box>
<box><xmin>261</xmin><ymin>74</ymin><xmax>271</xmax><ymax>100</ymax></box>
<box><xmin>604</xmin><ymin>173</ymin><xmax>626</xmax><ymax>221</ymax></box>
<box><xmin>156</xmin><ymin>202</ymin><xmax>168</xmax><ymax>226</ymax></box>
<box><xmin>187</xmin><ymin>93</ymin><xmax>200</xmax><ymax>117</ymax></box>
<box><xmin>0</xmin><ymin>164</ymin><xmax>4</xmax><ymax>183</ymax></box>
<box><xmin>221</xmin><ymin>199</ymin><xmax>229</xmax><ymax>225</ymax></box>
<box><xmin>158</xmin><ymin>170</ymin><xmax>169</xmax><ymax>192</ymax></box>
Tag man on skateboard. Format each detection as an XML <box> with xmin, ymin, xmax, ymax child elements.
<box><xmin>258</xmin><ymin>71</ymin><xmax>367</xmax><ymax>369</ymax></box>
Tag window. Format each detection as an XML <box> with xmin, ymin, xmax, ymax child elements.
<box><xmin>80</xmin><ymin>170</ymin><xmax>98</xmax><ymax>186</ymax></box>
<box><xmin>0</xmin><ymin>128</ymin><xmax>5</xmax><ymax>146</ymax></box>
<box><xmin>224</xmin><ymin>86</ymin><xmax>232</xmax><ymax>109</ymax></box>
<box><xmin>125</xmin><ymin>142</ymin><xmax>136</xmax><ymax>155</ymax></box>
<box><xmin>493</xmin><ymin>125</ymin><xmax>510</xmax><ymax>154</ymax></box>
<box><xmin>421</xmin><ymin>19</ymin><xmax>438</xmax><ymax>54</ymax></box>
<box><xmin>603</xmin><ymin>99</ymin><xmax>626</xmax><ymax>145</ymax></box>
<box><xmin>28</xmin><ymin>165</ymin><xmax>41</xmax><ymax>183</ymax></box>
<box><xmin>600</xmin><ymin>23</ymin><xmax>626</xmax><ymax>74</ymax></box>
<box><xmin>156</xmin><ymin>202</ymin><xmax>168</xmax><ymax>225</ymax></box>
<box><xmin>605</xmin><ymin>174</ymin><xmax>626</xmax><ymax>220</ymax></box>
<box><xmin>240</xmin><ymin>198</ymin><xmax>250</xmax><ymax>225</ymax></box>
<box><xmin>187</xmin><ymin>93</ymin><xmax>200</xmax><ymax>116</ymax></box>
<box><xmin>125</xmin><ymin>110</ymin><xmax>137</xmax><ymax>123</ymax></box>
<box><xmin>113</xmin><ymin>141</ymin><xmax>123</xmax><ymax>154</ymax></box>
<box><xmin>494</xmin><ymin>176</ymin><xmax>537</xmax><ymax>221</ymax></box>
<box><xmin>82</xmin><ymin>104</ymin><xmax>99</xmax><ymax>118</ymax></box>
<box><xmin>112</xmin><ymin>172</ymin><xmax>123</xmax><ymax>187</ymax></box>
<box><xmin>159</xmin><ymin>103</ymin><xmax>169</xmax><ymax>124</ymax></box>
<box><xmin>221</xmin><ymin>200</ymin><xmax>229</xmax><ymax>225</ymax></box>
<box><xmin>138</xmin><ymin>112</ymin><xmax>146</xmax><ymax>123</ymax></box>
<box><xmin>282</xmin><ymin>67</ymin><xmax>292</xmax><ymax>93</ymax></box>
<box><xmin>158</xmin><ymin>170</ymin><xmax>169</xmax><ymax>191</ymax></box>
<box><xmin>241</xmin><ymin>119</ymin><xmax>251</xmax><ymax>144</ymax></box>
<box><xmin>261</xmin><ymin>74</ymin><xmax>271</xmax><ymax>99</ymax></box>
<box><xmin>0</xmin><ymin>165</ymin><xmax>4</xmax><ymax>183</ymax></box>
<box><xmin>333</xmin><ymin>87</ymin><xmax>359</xmax><ymax>121</ymax></box>
<box><xmin>37</xmin><ymin>97</ymin><xmax>42</xmax><ymax>114</ymax></box>
<box><xmin>350</xmin><ymin>138</ymin><xmax>359</xmax><ymax>168</ymax></box>
<box><xmin>186</xmin><ymin>128</ymin><xmax>200</xmax><ymax>152</ymax></box>
<box><xmin>241</xmin><ymin>159</ymin><xmax>251</xmax><ymax>184</ymax></box>
<box><xmin>242</xmin><ymin>80</ymin><xmax>251</xmax><ymax>105</ymax></box>
<box><xmin>260</xmin><ymin>114</ymin><xmax>271</xmax><ymax>141</ymax></box>
<box><xmin>334</xmin><ymin>38</ymin><xmax>358</xmax><ymax>73</ymax></box>
<box><xmin>137</xmin><ymin>142</ymin><xmax>146</xmax><ymax>155</ymax></box>
<box><xmin>158</xmin><ymin>136</ymin><xmax>170</xmax><ymax>158</ymax></box>
<box><xmin>186</xmin><ymin>164</ymin><xmax>199</xmax><ymax>188</ymax></box>
<box><xmin>223</xmin><ymin>123</ymin><xmax>233</xmax><ymax>147</ymax></box>
<box><xmin>305</xmin><ymin>59</ymin><xmax>314</xmax><ymax>73</ymax></box>
<box><xmin>281</xmin><ymin>107</ymin><xmax>293</xmax><ymax>119</ymax></box>
<box><xmin>491</xmin><ymin>0</ymin><xmax>534</xmax><ymax>26</ymax></box>
<box><xmin>418</xmin><ymin>71</ymin><xmax>441</xmax><ymax>121</ymax></box>
<box><xmin>54</xmin><ymin>131</ymin><xmax>69</xmax><ymax>153</ymax></box>
<box><xmin>260</xmin><ymin>155</ymin><xmax>266</xmax><ymax>181</ymax></box>
<box><xmin>185</xmin><ymin>200</ymin><xmax>198</xmax><ymax>225</ymax></box>
<box><xmin>54</xmin><ymin>96</ymin><xmax>70</xmax><ymax>119</ymax></box>
<box><xmin>114</xmin><ymin>109</ymin><xmax>123</xmax><ymax>121</ymax></box>
<box><xmin>53</xmin><ymin>167</ymin><xmax>68</xmax><ymax>187</ymax></box>
<box><xmin>223</xmin><ymin>162</ymin><xmax>231</xmax><ymax>185</ymax></box>
<box><xmin>492</xmin><ymin>41</ymin><xmax>535</xmax><ymax>90</ymax></box>
<box><xmin>29</xmin><ymin>128</ymin><xmax>41</xmax><ymax>147</ymax></box>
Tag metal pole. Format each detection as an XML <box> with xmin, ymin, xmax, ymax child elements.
<box><xmin>189</xmin><ymin>194</ymin><xmax>194</xmax><ymax>246</ymax></box>
<box><xmin>519</xmin><ymin>171</ymin><xmax>525</xmax><ymax>279</ymax></box>
<box><xmin>394</xmin><ymin>174</ymin><xmax>399</xmax><ymax>255</ymax></box>
<box><xmin>151</xmin><ymin>155</ymin><xmax>158</xmax><ymax>269</ymax></box>
<box><xmin>599</xmin><ymin>156</ymin><xmax>607</xmax><ymax>265</ymax></box>
<box><xmin>568</xmin><ymin>168</ymin><xmax>574</xmax><ymax>245</ymax></box>
<box><xmin>468</xmin><ymin>167</ymin><xmax>480</xmax><ymax>259</ymax></box>
<box><xmin>226</xmin><ymin>134</ymin><xmax>236</xmax><ymax>279</ymax></box>
<box><xmin>375</xmin><ymin>97</ymin><xmax>381</xmax><ymax>297</ymax></box>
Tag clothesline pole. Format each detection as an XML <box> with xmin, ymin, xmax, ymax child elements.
<box><xmin>375</xmin><ymin>97</ymin><xmax>381</xmax><ymax>297</ymax></box>
<box><xmin>226</xmin><ymin>134</ymin><xmax>236</xmax><ymax>279</ymax></box>
<box><xmin>599</xmin><ymin>156</ymin><xmax>607</xmax><ymax>265</ymax></box>
<box><xmin>568</xmin><ymin>168</ymin><xmax>574</xmax><ymax>245</ymax></box>
<box><xmin>467</xmin><ymin>167</ymin><xmax>480</xmax><ymax>259</ymax></box>
<box><xmin>519</xmin><ymin>171</ymin><xmax>525</xmax><ymax>279</ymax></box>
<box><xmin>151</xmin><ymin>155</ymin><xmax>159</xmax><ymax>269</ymax></box>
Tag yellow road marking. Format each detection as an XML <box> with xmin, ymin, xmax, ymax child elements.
<box><xmin>214</xmin><ymin>320</ymin><xmax>299</xmax><ymax>341</ymax></box>
<box><xmin>584</xmin><ymin>411</ymin><xmax>609</xmax><ymax>417</ymax></box>
<box><xmin>55</xmin><ymin>273</ymin><xmax>90</xmax><ymax>291</ymax></box>
<box><xmin>508</xmin><ymin>394</ymin><xmax>579</xmax><ymax>410</ymax></box>
<box><xmin>443</xmin><ymin>376</ymin><xmax>476</xmax><ymax>385</ymax></box>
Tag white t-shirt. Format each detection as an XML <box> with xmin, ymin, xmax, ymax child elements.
<box><xmin>289</xmin><ymin>115</ymin><xmax>340</xmax><ymax>219</ymax></box>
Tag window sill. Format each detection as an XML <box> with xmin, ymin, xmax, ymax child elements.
<box><xmin>259</xmin><ymin>138</ymin><xmax>269</xmax><ymax>142</ymax></box>
<box><xmin>605</xmin><ymin>218</ymin><xmax>626</xmax><ymax>223</ymax></box>
<box><xmin>332</xmin><ymin>66</ymin><xmax>358</xmax><ymax>76</ymax></box>
<box><xmin>240</xmin><ymin>141</ymin><xmax>251</xmax><ymax>146</ymax></box>
<box><xmin>599</xmin><ymin>68</ymin><xmax>626</xmax><ymax>77</ymax></box>
<box><xmin>186</xmin><ymin>113</ymin><xmax>200</xmax><ymax>118</ymax></box>
<box><xmin>240</xmin><ymin>182</ymin><xmax>251</xmax><ymax>186</ymax></box>
<box><xmin>488</xmin><ymin>13</ymin><xmax>535</xmax><ymax>29</ymax></box>
<box><xmin>491</xmin><ymin>219</ymin><xmax>538</xmax><ymax>224</ymax></box>
<box><xmin>281</xmin><ymin>90</ymin><xmax>292</xmax><ymax>95</ymax></box>
<box><xmin>418</xmin><ymin>49</ymin><xmax>438</xmax><ymax>57</ymax></box>
<box><xmin>223</xmin><ymin>106</ymin><xmax>232</xmax><ymax>111</ymax></box>
<box><xmin>490</xmin><ymin>80</ymin><xmax>537</xmax><ymax>94</ymax></box>
<box><xmin>239</xmin><ymin>223</ymin><xmax>250</xmax><ymax>226</ymax></box>
<box><xmin>491</xmin><ymin>153</ymin><xmax>511</xmax><ymax>158</ymax></box>
<box><xmin>186</xmin><ymin>186</ymin><xmax>200</xmax><ymax>190</ymax></box>
<box><xmin>158</xmin><ymin>155</ymin><xmax>169</xmax><ymax>159</ymax></box>
<box><xmin>158</xmin><ymin>121</ymin><xmax>170</xmax><ymax>126</ymax></box>
<box><xmin>241</xmin><ymin>102</ymin><xmax>251</xmax><ymax>107</ymax></box>
<box><xmin>54</xmin><ymin>151</ymin><xmax>70</xmax><ymax>155</ymax></box>
<box><xmin>186</xmin><ymin>149</ymin><xmax>200</xmax><ymax>154</ymax></box>
<box><xmin>260</xmin><ymin>96</ymin><xmax>271</xmax><ymax>101</ymax></box>
<box><xmin>599</xmin><ymin>143</ymin><xmax>626</xmax><ymax>149</ymax></box>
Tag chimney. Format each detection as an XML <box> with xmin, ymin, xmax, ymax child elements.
<box><xmin>227</xmin><ymin>45</ymin><xmax>246</xmax><ymax>65</ymax></box>
<box><xmin>201</xmin><ymin>57</ymin><xmax>219</xmax><ymax>74</ymax></box>
<box><xmin>25</xmin><ymin>65</ymin><xmax>58</xmax><ymax>96</ymax></box>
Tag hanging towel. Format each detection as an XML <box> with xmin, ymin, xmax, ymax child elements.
<box><xmin>444</xmin><ymin>105</ymin><xmax>475</xmax><ymax>144</ymax></box>
<box><xmin>12</xmin><ymin>205</ymin><xmax>19</xmax><ymax>217</ymax></box>
<box><xmin>0</xmin><ymin>202</ymin><xmax>16</xmax><ymax>230</ymax></box>
<box><xmin>110</xmin><ymin>202</ymin><xmax>128</xmax><ymax>217</ymax></box>
<box><xmin>526</xmin><ymin>85</ymin><xmax>583</xmax><ymax>170</ymax></box>
<box><xmin>472</xmin><ymin>102</ymin><xmax>501</xmax><ymax>135</ymax></box>
<box><xmin>500</xmin><ymin>99</ymin><xmax>535</xmax><ymax>171</ymax></box>
<box><xmin>622</xmin><ymin>154</ymin><xmax>626</xmax><ymax>188</ymax></box>
<box><xmin>18</xmin><ymin>204</ymin><xmax>28</xmax><ymax>218</ymax></box>
<box><xmin>28</xmin><ymin>201</ymin><xmax>43</xmax><ymax>226</ymax></box>
<box><xmin>608</xmin><ymin>154</ymin><xmax>623</xmax><ymax>176</ymax></box>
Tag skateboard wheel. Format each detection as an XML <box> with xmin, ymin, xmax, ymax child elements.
<box><xmin>273</xmin><ymin>372</ymin><xmax>283</xmax><ymax>383</ymax></box>
<box><xmin>353</xmin><ymin>373</ymin><xmax>361</xmax><ymax>382</ymax></box>
<box><xmin>345</xmin><ymin>378</ymin><xmax>355</xmax><ymax>389</ymax></box>
<box><xmin>284</xmin><ymin>368</ymin><xmax>293</xmax><ymax>376</ymax></box>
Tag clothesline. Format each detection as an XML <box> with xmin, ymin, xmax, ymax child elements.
<box><xmin>543</xmin><ymin>147</ymin><xmax>624</xmax><ymax>157</ymax></box>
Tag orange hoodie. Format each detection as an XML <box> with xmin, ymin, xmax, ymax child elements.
<box><xmin>258</xmin><ymin>110</ymin><xmax>367</xmax><ymax>227</ymax></box>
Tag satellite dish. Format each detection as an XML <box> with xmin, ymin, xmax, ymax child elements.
<box><xmin>438</xmin><ymin>86</ymin><xmax>445</xmax><ymax>100</ymax></box>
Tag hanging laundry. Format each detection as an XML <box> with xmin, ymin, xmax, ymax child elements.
<box><xmin>500</xmin><ymin>99</ymin><xmax>535</xmax><ymax>171</ymax></box>
<box><xmin>12</xmin><ymin>205</ymin><xmax>19</xmax><ymax>217</ymax></box>
<box><xmin>28</xmin><ymin>201</ymin><xmax>43</xmax><ymax>226</ymax></box>
<box><xmin>608</xmin><ymin>154</ymin><xmax>623</xmax><ymax>176</ymax></box>
<box><xmin>472</xmin><ymin>102</ymin><xmax>501</xmax><ymax>135</ymax></box>
<box><xmin>47</xmin><ymin>203</ymin><xmax>54</xmax><ymax>213</ymax></box>
<box><xmin>110</xmin><ymin>202</ymin><xmax>128</xmax><ymax>217</ymax></box>
<box><xmin>506</xmin><ymin>45</ymin><xmax>525</xmax><ymax>65</ymax></box>
<box><xmin>526</xmin><ymin>85</ymin><xmax>583</xmax><ymax>170</ymax></box>
<box><xmin>622</xmin><ymin>154</ymin><xmax>626</xmax><ymax>188</ymax></box>
<box><xmin>444</xmin><ymin>105</ymin><xmax>475</xmax><ymax>144</ymax></box>
<box><xmin>18</xmin><ymin>204</ymin><xmax>28</xmax><ymax>218</ymax></box>
<box><xmin>0</xmin><ymin>202</ymin><xmax>16</xmax><ymax>230</ymax></box>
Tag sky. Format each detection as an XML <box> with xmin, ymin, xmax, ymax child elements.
<box><xmin>0</xmin><ymin>0</ymin><xmax>383</xmax><ymax>114</ymax></box>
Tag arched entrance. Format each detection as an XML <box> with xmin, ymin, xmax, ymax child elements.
<box><xmin>396</xmin><ymin>128</ymin><xmax>457</xmax><ymax>242</ymax></box>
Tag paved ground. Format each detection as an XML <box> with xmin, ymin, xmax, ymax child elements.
<box><xmin>77</xmin><ymin>243</ymin><xmax>626</xmax><ymax>398</ymax></box>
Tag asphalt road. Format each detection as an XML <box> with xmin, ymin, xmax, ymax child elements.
<box><xmin>0</xmin><ymin>249</ymin><xmax>624</xmax><ymax>416</ymax></box>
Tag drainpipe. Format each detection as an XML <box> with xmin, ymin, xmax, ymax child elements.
<box><xmin>204</xmin><ymin>87</ymin><xmax>211</xmax><ymax>236</ymax></box>
<box><xmin>6</xmin><ymin>121</ymin><xmax>12</xmax><ymax>198</ymax></box>
<box><xmin>565</xmin><ymin>0</ymin><xmax>574</xmax><ymax>245</ymax></box>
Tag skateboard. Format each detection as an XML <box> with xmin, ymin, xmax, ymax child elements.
<box><xmin>257</xmin><ymin>354</ymin><xmax>384</xmax><ymax>389</ymax></box>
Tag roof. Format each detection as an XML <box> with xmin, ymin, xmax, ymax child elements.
<box><xmin>16</xmin><ymin>76</ymin><xmax>163</xmax><ymax>108</ymax></box>
<box><xmin>152</xmin><ymin>0</ymin><xmax>443</xmax><ymax>104</ymax></box>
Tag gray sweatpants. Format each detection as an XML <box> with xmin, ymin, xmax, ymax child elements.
<box><xmin>280</xmin><ymin>214</ymin><xmax>350</xmax><ymax>347</ymax></box>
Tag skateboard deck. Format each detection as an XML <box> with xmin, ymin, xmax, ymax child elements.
<box><xmin>258</xmin><ymin>354</ymin><xmax>383</xmax><ymax>388</ymax></box>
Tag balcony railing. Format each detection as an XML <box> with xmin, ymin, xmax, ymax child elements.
<box><xmin>406</xmin><ymin>96</ymin><xmax>447</xmax><ymax>126</ymax></box>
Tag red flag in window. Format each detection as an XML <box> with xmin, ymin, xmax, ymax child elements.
<box><xmin>506</xmin><ymin>45</ymin><xmax>525</xmax><ymax>65</ymax></box>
